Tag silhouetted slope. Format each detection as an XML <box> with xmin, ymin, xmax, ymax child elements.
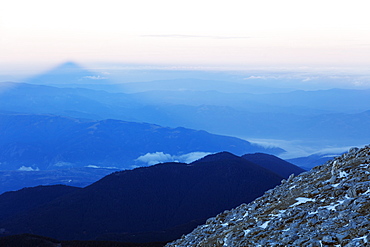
<box><xmin>242</xmin><ymin>153</ymin><xmax>305</xmax><ymax>178</ymax></box>
<box><xmin>0</xmin><ymin>167</ymin><xmax>120</xmax><ymax>195</ymax></box>
<box><xmin>0</xmin><ymin>234</ymin><xmax>61</xmax><ymax>247</ymax></box>
<box><xmin>0</xmin><ymin>185</ymin><xmax>81</xmax><ymax>222</ymax></box>
<box><xmin>0</xmin><ymin>113</ymin><xmax>282</xmax><ymax>170</ymax></box>
<box><xmin>0</xmin><ymin>233</ymin><xmax>168</xmax><ymax>247</ymax></box>
<box><xmin>1</xmin><ymin>153</ymin><xmax>284</xmax><ymax>242</ymax></box>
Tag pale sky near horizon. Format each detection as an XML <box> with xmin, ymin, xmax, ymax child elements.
<box><xmin>1</xmin><ymin>0</ymin><xmax>370</xmax><ymax>75</ymax></box>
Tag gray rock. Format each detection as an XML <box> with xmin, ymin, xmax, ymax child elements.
<box><xmin>322</xmin><ymin>235</ymin><xmax>337</xmax><ymax>244</ymax></box>
<box><xmin>166</xmin><ymin>146</ymin><xmax>370</xmax><ymax>247</ymax></box>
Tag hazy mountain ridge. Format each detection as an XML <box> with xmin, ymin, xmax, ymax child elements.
<box><xmin>22</xmin><ymin>62</ymin><xmax>370</xmax><ymax>114</ymax></box>
<box><xmin>0</xmin><ymin>113</ymin><xmax>281</xmax><ymax>171</ymax></box>
<box><xmin>0</xmin><ymin>152</ymin><xmax>303</xmax><ymax>243</ymax></box>
<box><xmin>23</xmin><ymin>62</ymin><xmax>295</xmax><ymax>94</ymax></box>
<box><xmin>131</xmin><ymin>87</ymin><xmax>370</xmax><ymax>114</ymax></box>
<box><xmin>167</xmin><ymin>146</ymin><xmax>370</xmax><ymax>246</ymax></box>
<box><xmin>287</xmin><ymin>152</ymin><xmax>345</xmax><ymax>170</ymax></box>
<box><xmin>1</xmin><ymin>81</ymin><xmax>369</xmax><ymax>148</ymax></box>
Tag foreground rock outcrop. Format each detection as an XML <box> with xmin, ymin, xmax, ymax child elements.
<box><xmin>167</xmin><ymin>145</ymin><xmax>370</xmax><ymax>246</ymax></box>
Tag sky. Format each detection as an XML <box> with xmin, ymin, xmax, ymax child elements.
<box><xmin>1</xmin><ymin>0</ymin><xmax>370</xmax><ymax>76</ymax></box>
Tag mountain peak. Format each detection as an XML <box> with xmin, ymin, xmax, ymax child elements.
<box><xmin>191</xmin><ymin>151</ymin><xmax>241</xmax><ymax>164</ymax></box>
<box><xmin>242</xmin><ymin>152</ymin><xmax>305</xmax><ymax>178</ymax></box>
<box><xmin>167</xmin><ymin>145</ymin><xmax>370</xmax><ymax>246</ymax></box>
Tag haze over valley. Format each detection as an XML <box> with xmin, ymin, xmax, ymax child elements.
<box><xmin>2</xmin><ymin>62</ymin><xmax>369</xmax><ymax>158</ymax></box>
<box><xmin>0</xmin><ymin>62</ymin><xmax>369</xmax><ymax>192</ymax></box>
<box><xmin>1</xmin><ymin>1</ymin><xmax>370</xmax><ymax>245</ymax></box>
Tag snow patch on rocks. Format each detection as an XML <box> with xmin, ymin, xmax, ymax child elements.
<box><xmin>167</xmin><ymin>145</ymin><xmax>370</xmax><ymax>246</ymax></box>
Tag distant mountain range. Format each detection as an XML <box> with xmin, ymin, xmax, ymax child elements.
<box><xmin>23</xmin><ymin>62</ymin><xmax>370</xmax><ymax>113</ymax></box>
<box><xmin>287</xmin><ymin>152</ymin><xmax>344</xmax><ymax>170</ymax></box>
<box><xmin>0</xmin><ymin>113</ymin><xmax>282</xmax><ymax>171</ymax></box>
<box><xmin>23</xmin><ymin>62</ymin><xmax>292</xmax><ymax>94</ymax></box>
<box><xmin>0</xmin><ymin>152</ymin><xmax>303</xmax><ymax>243</ymax></box>
<box><xmin>1</xmin><ymin>80</ymin><xmax>369</xmax><ymax>148</ymax></box>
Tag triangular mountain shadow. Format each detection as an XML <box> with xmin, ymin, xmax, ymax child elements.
<box><xmin>26</xmin><ymin>62</ymin><xmax>110</xmax><ymax>85</ymax></box>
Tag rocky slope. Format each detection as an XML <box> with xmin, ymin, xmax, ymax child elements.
<box><xmin>167</xmin><ymin>145</ymin><xmax>370</xmax><ymax>246</ymax></box>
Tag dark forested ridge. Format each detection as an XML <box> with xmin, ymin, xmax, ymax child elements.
<box><xmin>0</xmin><ymin>185</ymin><xmax>81</xmax><ymax>222</ymax></box>
<box><xmin>242</xmin><ymin>153</ymin><xmax>305</xmax><ymax>178</ymax></box>
<box><xmin>0</xmin><ymin>152</ymin><xmax>303</xmax><ymax>243</ymax></box>
<box><xmin>0</xmin><ymin>167</ymin><xmax>120</xmax><ymax>195</ymax></box>
<box><xmin>0</xmin><ymin>233</ymin><xmax>168</xmax><ymax>247</ymax></box>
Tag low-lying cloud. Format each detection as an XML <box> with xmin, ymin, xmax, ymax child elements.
<box><xmin>85</xmin><ymin>165</ymin><xmax>120</xmax><ymax>169</ymax></box>
<box><xmin>82</xmin><ymin>75</ymin><xmax>107</xmax><ymax>80</ymax></box>
<box><xmin>136</xmin><ymin>152</ymin><xmax>212</xmax><ymax>166</ymax></box>
<box><xmin>18</xmin><ymin>166</ymin><xmax>40</xmax><ymax>171</ymax></box>
<box><xmin>247</xmin><ymin>138</ymin><xmax>361</xmax><ymax>159</ymax></box>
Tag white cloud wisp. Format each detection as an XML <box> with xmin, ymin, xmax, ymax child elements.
<box><xmin>136</xmin><ymin>152</ymin><xmax>212</xmax><ymax>166</ymax></box>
